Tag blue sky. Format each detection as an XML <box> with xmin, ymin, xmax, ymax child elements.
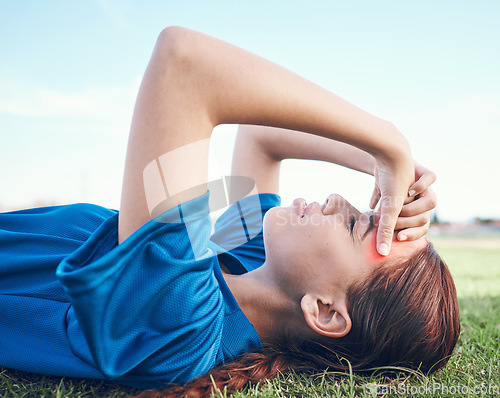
<box><xmin>1</xmin><ymin>0</ymin><xmax>499</xmax><ymax>222</ymax></box>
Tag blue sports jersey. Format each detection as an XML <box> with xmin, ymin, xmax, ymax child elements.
<box><xmin>0</xmin><ymin>192</ymin><xmax>281</xmax><ymax>389</ymax></box>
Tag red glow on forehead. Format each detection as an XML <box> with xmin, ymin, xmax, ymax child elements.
<box><xmin>364</xmin><ymin>233</ymin><xmax>385</xmax><ymax>265</ymax></box>
<box><xmin>364</xmin><ymin>233</ymin><xmax>428</xmax><ymax>265</ymax></box>
<box><xmin>392</xmin><ymin>236</ymin><xmax>428</xmax><ymax>254</ymax></box>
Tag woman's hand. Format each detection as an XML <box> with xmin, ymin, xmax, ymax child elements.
<box><xmin>369</xmin><ymin>147</ymin><xmax>414</xmax><ymax>255</ymax></box>
<box><xmin>370</xmin><ymin>161</ymin><xmax>437</xmax><ymax>246</ymax></box>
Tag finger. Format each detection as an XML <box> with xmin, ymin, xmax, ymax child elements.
<box><xmin>403</xmin><ymin>192</ymin><xmax>416</xmax><ymax>205</ymax></box>
<box><xmin>395</xmin><ymin>210</ymin><xmax>432</xmax><ymax>230</ymax></box>
<box><xmin>377</xmin><ymin>195</ymin><xmax>404</xmax><ymax>256</ymax></box>
<box><xmin>408</xmin><ymin>169</ymin><xmax>436</xmax><ymax>197</ymax></box>
<box><xmin>399</xmin><ymin>189</ymin><xmax>437</xmax><ymax>217</ymax></box>
<box><xmin>397</xmin><ymin>223</ymin><xmax>430</xmax><ymax>241</ymax></box>
<box><xmin>369</xmin><ymin>185</ymin><xmax>381</xmax><ymax>210</ymax></box>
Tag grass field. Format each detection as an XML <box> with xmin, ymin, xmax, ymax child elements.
<box><xmin>1</xmin><ymin>236</ymin><xmax>499</xmax><ymax>397</ymax></box>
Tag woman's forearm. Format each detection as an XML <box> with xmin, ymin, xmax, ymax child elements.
<box><xmin>237</xmin><ymin>125</ymin><xmax>375</xmax><ymax>175</ymax></box>
<box><xmin>157</xmin><ymin>26</ymin><xmax>410</xmax><ymax>162</ymax></box>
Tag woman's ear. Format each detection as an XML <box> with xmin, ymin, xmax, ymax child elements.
<box><xmin>300</xmin><ymin>293</ymin><xmax>352</xmax><ymax>338</ymax></box>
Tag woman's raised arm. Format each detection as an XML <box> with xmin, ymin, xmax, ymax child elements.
<box><xmin>119</xmin><ymin>26</ymin><xmax>414</xmax><ymax>255</ymax></box>
<box><xmin>230</xmin><ymin>124</ymin><xmax>375</xmax><ymax>197</ymax></box>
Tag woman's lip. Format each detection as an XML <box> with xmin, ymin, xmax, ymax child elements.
<box><xmin>303</xmin><ymin>201</ymin><xmax>319</xmax><ymax>216</ymax></box>
<box><xmin>293</xmin><ymin>198</ymin><xmax>307</xmax><ymax>217</ymax></box>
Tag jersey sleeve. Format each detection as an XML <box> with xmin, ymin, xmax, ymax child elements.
<box><xmin>210</xmin><ymin>193</ymin><xmax>281</xmax><ymax>274</ymax></box>
<box><xmin>56</xmin><ymin>192</ymin><xmax>225</xmax><ymax>386</ymax></box>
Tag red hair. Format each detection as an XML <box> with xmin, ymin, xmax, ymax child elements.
<box><xmin>135</xmin><ymin>241</ymin><xmax>460</xmax><ymax>397</ymax></box>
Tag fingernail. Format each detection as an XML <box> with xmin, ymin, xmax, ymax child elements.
<box><xmin>399</xmin><ymin>234</ymin><xmax>408</xmax><ymax>241</ymax></box>
<box><xmin>378</xmin><ymin>243</ymin><xmax>389</xmax><ymax>256</ymax></box>
<box><xmin>408</xmin><ymin>190</ymin><xmax>416</xmax><ymax>197</ymax></box>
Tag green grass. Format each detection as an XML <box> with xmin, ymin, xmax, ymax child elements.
<box><xmin>1</xmin><ymin>236</ymin><xmax>499</xmax><ymax>397</ymax></box>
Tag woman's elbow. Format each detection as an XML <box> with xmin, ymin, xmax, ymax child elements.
<box><xmin>154</xmin><ymin>26</ymin><xmax>198</xmax><ymax>67</ymax></box>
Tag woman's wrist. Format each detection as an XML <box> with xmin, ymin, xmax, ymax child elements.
<box><xmin>368</xmin><ymin>123</ymin><xmax>412</xmax><ymax>167</ymax></box>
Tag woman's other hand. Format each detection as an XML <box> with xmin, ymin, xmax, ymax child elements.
<box><xmin>370</xmin><ymin>161</ymin><xmax>437</xmax><ymax>244</ymax></box>
<box><xmin>395</xmin><ymin>162</ymin><xmax>437</xmax><ymax>241</ymax></box>
<box><xmin>369</xmin><ymin>144</ymin><xmax>414</xmax><ymax>255</ymax></box>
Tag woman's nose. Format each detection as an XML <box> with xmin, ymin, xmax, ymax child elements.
<box><xmin>323</xmin><ymin>193</ymin><xmax>360</xmax><ymax>216</ymax></box>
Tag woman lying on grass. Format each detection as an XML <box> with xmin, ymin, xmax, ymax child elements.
<box><xmin>0</xmin><ymin>26</ymin><xmax>459</xmax><ymax>397</ymax></box>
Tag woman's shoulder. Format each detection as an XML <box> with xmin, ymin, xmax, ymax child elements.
<box><xmin>1</xmin><ymin>202</ymin><xmax>116</xmax><ymax>216</ymax></box>
<box><xmin>0</xmin><ymin>202</ymin><xmax>117</xmax><ymax>241</ymax></box>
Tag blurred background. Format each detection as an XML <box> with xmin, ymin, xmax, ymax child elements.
<box><xmin>1</xmin><ymin>0</ymin><xmax>499</xmax><ymax>235</ymax></box>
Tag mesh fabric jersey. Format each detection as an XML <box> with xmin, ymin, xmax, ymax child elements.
<box><xmin>0</xmin><ymin>192</ymin><xmax>280</xmax><ymax>389</ymax></box>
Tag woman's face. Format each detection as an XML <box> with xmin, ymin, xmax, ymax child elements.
<box><xmin>262</xmin><ymin>194</ymin><xmax>426</xmax><ymax>296</ymax></box>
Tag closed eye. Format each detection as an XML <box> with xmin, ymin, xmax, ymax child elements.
<box><xmin>362</xmin><ymin>213</ymin><xmax>376</xmax><ymax>241</ymax></box>
<box><xmin>349</xmin><ymin>216</ymin><xmax>356</xmax><ymax>235</ymax></box>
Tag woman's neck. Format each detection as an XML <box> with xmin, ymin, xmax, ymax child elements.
<box><xmin>223</xmin><ymin>264</ymin><xmax>305</xmax><ymax>342</ymax></box>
